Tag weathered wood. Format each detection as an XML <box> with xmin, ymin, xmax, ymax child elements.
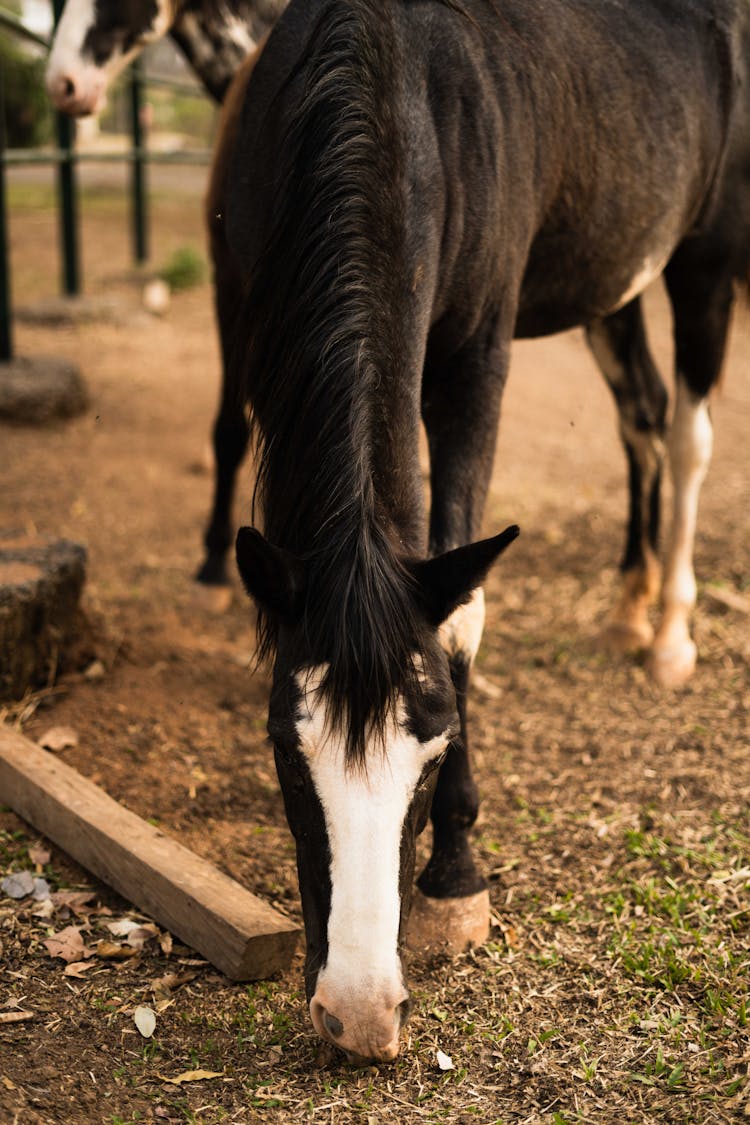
<box><xmin>0</xmin><ymin>728</ymin><xmax>300</xmax><ymax>980</ymax></box>
<box><xmin>0</xmin><ymin>536</ymin><xmax>87</xmax><ymax>701</ymax></box>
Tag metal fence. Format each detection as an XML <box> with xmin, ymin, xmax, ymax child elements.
<box><xmin>0</xmin><ymin>1</ymin><xmax>213</xmax><ymax>362</ymax></box>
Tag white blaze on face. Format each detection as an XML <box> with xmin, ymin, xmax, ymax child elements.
<box><xmin>438</xmin><ymin>587</ymin><xmax>485</xmax><ymax>664</ymax></box>
<box><xmin>295</xmin><ymin>666</ymin><xmax>449</xmax><ymax>1059</ymax></box>
<box><xmin>46</xmin><ymin>0</ymin><xmax>173</xmax><ymax>116</ymax></box>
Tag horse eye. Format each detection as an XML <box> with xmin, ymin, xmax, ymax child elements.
<box><xmin>427</xmin><ymin>748</ymin><xmax>448</xmax><ymax>774</ymax></box>
<box><xmin>273</xmin><ymin>743</ymin><xmax>300</xmax><ymax>771</ymax></box>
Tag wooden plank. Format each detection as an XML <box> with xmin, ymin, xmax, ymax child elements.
<box><xmin>0</xmin><ymin>727</ymin><xmax>300</xmax><ymax>980</ymax></box>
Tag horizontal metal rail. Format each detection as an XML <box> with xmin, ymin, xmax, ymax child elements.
<box><xmin>4</xmin><ymin>148</ymin><xmax>212</xmax><ymax>166</ymax></box>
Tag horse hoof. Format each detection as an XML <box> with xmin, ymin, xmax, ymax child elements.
<box><xmin>192</xmin><ymin>582</ymin><xmax>233</xmax><ymax>614</ymax></box>
<box><xmin>596</xmin><ymin>619</ymin><xmax>654</xmax><ymax>654</ymax></box>
<box><xmin>406</xmin><ymin>888</ymin><xmax>490</xmax><ymax>952</ymax></box>
<box><xmin>647</xmin><ymin>639</ymin><xmax>697</xmax><ymax>688</ymax></box>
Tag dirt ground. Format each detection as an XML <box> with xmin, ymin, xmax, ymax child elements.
<box><xmin>0</xmin><ymin>173</ymin><xmax>748</xmax><ymax>1125</ymax></box>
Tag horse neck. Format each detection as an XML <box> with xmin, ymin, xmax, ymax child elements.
<box><xmin>169</xmin><ymin>0</ymin><xmax>284</xmax><ymax>102</ymax></box>
<box><xmin>242</xmin><ymin>0</ymin><xmax>428</xmax><ymax>560</ymax></box>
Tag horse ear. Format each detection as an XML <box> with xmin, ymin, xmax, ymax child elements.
<box><xmin>235</xmin><ymin>527</ymin><xmax>307</xmax><ymax>621</ymax></box>
<box><xmin>411</xmin><ymin>525</ymin><xmax>520</xmax><ymax>626</ymax></box>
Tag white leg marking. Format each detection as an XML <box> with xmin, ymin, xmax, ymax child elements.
<box><xmin>588</xmin><ymin>321</ymin><xmax>664</xmax><ymax>650</ymax></box>
<box><xmin>296</xmin><ymin>667</ymin><xmax>449</xmax><ymax>1058</ymax></box>
<box><xmin>438</xmin><ymin>587</ymin><xmax>485</xmax><ymax>664</ymax></box>
<box><xmin>651</xmin><ymin>381</ymin><xmax>713</xmax><ymax>685</ymax></box>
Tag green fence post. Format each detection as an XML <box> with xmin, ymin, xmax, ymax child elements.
<box><xmin>0</xmin><ymin>70</ymin><xmax>12</xmax><ymax>361</ymax></box>
<box><xmin>52</xmin><ymin>0</ymin><xmax>81</xmax><ymax>295</ymax></box>
<box><xmin>130</xmin><ymin>57</ymin><xmax>149</xmax><ymax>263</ymax></box>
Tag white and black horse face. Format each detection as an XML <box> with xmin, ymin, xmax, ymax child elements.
<box><xmin>46</xmin><ymin>0</ymin><xmax>174</xmax><ymax>115</ymax></box>
<box><xmin>237</xmin><ymin>524</ymin><xmax>519</xmax><ymax>1062</ymax></box>
<box><xmin>269</xmin><ymin>653</ymin><xmax>456</xmax><ymax>1063</ymax></box>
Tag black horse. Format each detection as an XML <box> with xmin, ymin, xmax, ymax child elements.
<box><xmin>46</xmin><ymin>0</ymin><xmax>747</xmax><ymax>693</ymax></box>
<box><xmin>224</xmin><ymin>0</ymin><xmax>748</xmax><ymax>1061</ymax></box>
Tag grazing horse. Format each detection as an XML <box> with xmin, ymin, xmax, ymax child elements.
<box><xmin>220</xmin><ymin>0</ymin><xmax>747</xmax><ymax>1060</ymax></box>
<box><xmin>45</xmin><ymin>0</ymin><xmax>748</xmax><ymax>692</ymax></box>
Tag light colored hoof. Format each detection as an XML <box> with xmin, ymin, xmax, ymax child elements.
<box><xmin>406</xmin><ymin>888</ymin><xmax>490</xmax><ymax>953</ymax></box>
<box><xmin>597</xmin><ymin>619</ymin><xmax>654</xmax><ymax>654</ymax></box>
<box><xmin>193</xmin><ymin>583</ymin><xmax>233</xmax><ymax>614</ymax></box>
<box><xmin>648</xmin><ymin>639</ymin><xmax>697</xmax><ymax>688</ymax></box>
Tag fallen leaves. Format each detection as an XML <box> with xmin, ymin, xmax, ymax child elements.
<box><xmin>96</xmin><ymin>940</ymin><xmax>138</xmax><ymax>960</ymax></box>
<box><xmin>436</xmin><ymin>1048</ymin><xmax>455</xmax><ymax>1072</ymax></box>
<box><xmin>151</xmin><ymin>970</ymin><xmax>198</xmax><ymax>1000</ymax></box>
<box><xmin>157</xmin><ymin>1069</ymin><xmax>224</xmax><ymax>1086</ymax></box>
<box><xmin>133</xmin><ymin>1005</ymin><xmax>157</xmax><ymax>1038</ymax></box>
<box><xmin>43</xmin><ymin>925</ymin><xmax>94</xmax><ymax>963</ymax></box>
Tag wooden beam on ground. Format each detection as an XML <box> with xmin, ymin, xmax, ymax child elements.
<box><xmin>0</xmin><ymin>727</ymin><xmax>300</xmax><ymax>980</ymax></box>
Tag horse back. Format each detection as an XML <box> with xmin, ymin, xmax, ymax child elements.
<box><xmin>405</xmin><ymin>0</ymin><xmax>743</xmax><ymax>335</ymax></box>
<box><xmin>227</xmin><ymin>0</ymin><xmax>744</xmax><ymax>338</ymax></box>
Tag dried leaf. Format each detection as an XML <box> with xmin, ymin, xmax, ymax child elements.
<box><xmin>64</xmin><ymin>960</ymin><xmax>97</xmax><ymax>978</ymax></box>
<box><xmin>134</xmin><ymin>1005</ymin><xmax>156</xmax><ymax>1038</ymax></box>
<box><xmin>151</xmin><ymin>970</ymin><xmax>197</xmax><ymax>1000</ymax></box>
<box><xmin>0</xmin><ymin>1011</ymin><xmax>34</xmax><ymax>1025</ymax></box>
<box><xmin>1</xmin><ymin>1076</ymin><xmax>17</xmax><ymax>1090</ymax></box>
<box><xmin>31</xmin><ymin>899</ymin><xmax>56</xmax><ymax>920</ymax></box>
<box><xmin>436</xmin><ymin>1048</ymin><xmax>454</xmax><ymax>1071</ymax></box>
<box><xmin>106</xmin><ymin>918</ymin><xmax>140</xmax><ymax>938</ymax></box>
<box><xmin>96</xmin><ymin>940</ymin><xmax>137</xmax><ymax>960</ymax></box>
<box><xmin>38</xmin><ymin>726</ymin><xmax>78</xmax><ymax>752</ymax></box>
<box><xmin>44</xmin><ymin>925</ymin><xmax>94</xmax><ymax>963</ymax></box>
<box><xmin>1</xmin><ymin>871</ymin><xmax>34</xmax><ymax>899</ymax></box>
<box><xmin>158</xmin><ymin>1069</ymin><xmax>224</xmax><ymax>1086</ymax></box>
<box><xmin>126</xmin><ymin>924</ymin><xmax>159</xmax><ymax>950</ymax></box>
<box><xmin>159</xmin><ymin>932</ymin><xmax>173</xmax><ymax>956</ymax></box>
<box><xmin>50</xmin><ymin>891</ymin><xmax>96</xmax><ymax>909</ymax></box>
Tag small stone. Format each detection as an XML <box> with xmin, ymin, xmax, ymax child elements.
<box><xmin>143</xmin><ymin>279</ymin><xmax>171</xmax><ymax>316</ymax></box>
<box><xmin>84</xmin><ymin>660</ymin><xmax>106</xmax><ymax>682</ymax></box>
<box><xmin>1</xmin><ymin>871</ymin><xmax>35</xmax><ymax>899</ymax></box>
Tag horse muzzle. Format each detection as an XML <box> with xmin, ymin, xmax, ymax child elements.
<box><xmin>46</xmin><ymin>65</ymin><xmax>106</xmax><ymax>117</ymax></box>
<box><xmin>310</xmin><ymin>985</ymin><xmax>411</xmax><ymax>1063</ymax></box>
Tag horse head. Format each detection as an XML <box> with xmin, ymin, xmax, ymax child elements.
<box><xmin>45</xmin><ymin>0</ymin><xmax>176</xmax><ymax>116</ymax></box>
<box><xmin>236</xmin><ymin>525</ymin><xmax>519</xmax><ymax>1062</ymax></box>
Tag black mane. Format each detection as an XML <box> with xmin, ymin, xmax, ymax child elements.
<box><xmin>237</xmin><ymin>0</ymin><xmax>423</xmax><ymax>761</ymax></box>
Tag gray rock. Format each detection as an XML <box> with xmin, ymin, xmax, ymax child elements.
<box><xmin>0</xmin><ymin>356</ymin><xmax>89</xmax><ymax>424</ymax></box>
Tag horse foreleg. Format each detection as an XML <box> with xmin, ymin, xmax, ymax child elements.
<box><xmin>196</xmin><ymin>214</ymin><xmax>249</xmax><ymax>587</ymax></box>
<box><xmin>196</xmin><ymin>50</ymin><xmax>261</xmax><ymax>589</ymax></box>
<box><xmin>409</xmin><ymin>320</ymin><xmax>509</xmax><ymax>951</ymax></box>
<box><xmin>586</xmin><ymin>300</ymin><xmax>667</xmax><ymax>652</ymax></box>
<box><xmin>649</xmin><ymin>260</ymin><xmax>733</xmax><ymax>687</ymax></box>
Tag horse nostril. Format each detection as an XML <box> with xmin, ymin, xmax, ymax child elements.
<box><xmin>397</xmin><ymin>998</ymin><xmax>411</xmax><ymax>1028</ymax></box>
<box><xmin>323</xmin><ymin>1010</ymin><xmax>344</xmax><ymax>1039</ymax></box>
<box><xmin>63</xmin><ymin>77</ymin><xmax>75</xmax><ymax>97</ymax></box>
